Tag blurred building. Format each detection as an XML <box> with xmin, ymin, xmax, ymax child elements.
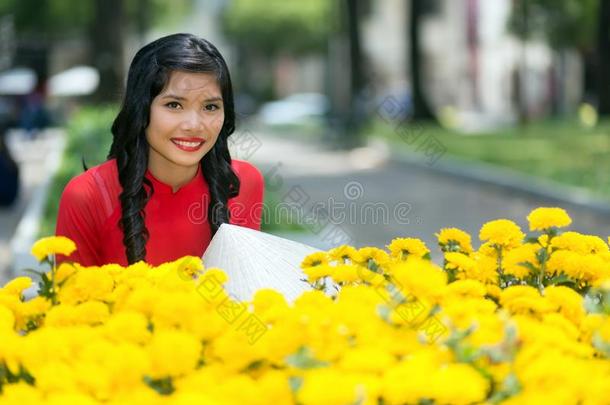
<box><xmin>261</xmin><ymin>0</ymin><xmax>584</xmax><ymax>130</ymax></box>
<box><xmin>362</xmin><ymin>0</ymin><xmax>583</xmax><ymax>129</ymax></box>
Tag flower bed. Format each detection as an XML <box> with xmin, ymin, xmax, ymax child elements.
<box><xmin>1</xmin><ymin>207</ymin><xmax>610</xmax><ymax>404</ymax></box>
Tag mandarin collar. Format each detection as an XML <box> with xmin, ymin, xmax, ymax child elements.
<box><xmin>144</xmin><ymin>164</ymin><xmax>203</xmax><ymax>195</ymax></box>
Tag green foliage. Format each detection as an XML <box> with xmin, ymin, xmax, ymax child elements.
<box><xmin>39</xmin><ymin>105</ymin><xmax>117</xmax><ymax>238</ymax></box>
<box><xmin>0</xmin><ymin>0</ymin><xmax>193</xmax><ymax>40</ymax></box>
<box><xmin>221</xmin><ymin>0</ymin><xmax>334</xmax><ymax>55</ymax></box>
<box><xmin>508</xmin><ymin>0</ymin><xmax>598</xmax><ymax>50</ymax></box>
<box><xmin>370</xmin><ymin>118</ymin><xmax>610</xmax><ymax>199</ymax></box>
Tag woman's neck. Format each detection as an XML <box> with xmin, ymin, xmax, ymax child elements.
<box><xmin>147</xmin><ymin>156</ymin><xmax>200</xmax><ymax>193</ymax></box>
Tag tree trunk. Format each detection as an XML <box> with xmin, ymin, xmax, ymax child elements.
<box><xmin>597</xmin><ymin>0</ymin><xmax>610</xmax><ymax>116</ymax></box>
<box><xmin>90</xmin><ymin>0</ymin><xmax>125</xmax><ymax>103</ymax></box>
<box><xmin>409</xmin><ymin>0</ymin><xmax>436</xmax><ymax>121</ymax></box>
<box><xmin>345</xmin><ymin>0</ymin><xmax>365</xmax><ymax>147</ymax></box>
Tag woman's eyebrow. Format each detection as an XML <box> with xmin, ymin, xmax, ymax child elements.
<box><xmin>161</xmin><ymin>93</ymin><xmax>186</xmax><ymax>100</ymax></box>
<box><xmin>160</xmin><ymin>93</ymin><xmax>223</xmax><ymax>102</ymax></box>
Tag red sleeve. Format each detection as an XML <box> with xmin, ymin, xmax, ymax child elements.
<box><xmin>228</xmin><ymin>160</ymin><xmax>265</xmax><ymax>231</ymax></box>
<box><xmin>55</xmin><ymin>173</ymin><xmax>104</xmax><ymax>266</ymax></box>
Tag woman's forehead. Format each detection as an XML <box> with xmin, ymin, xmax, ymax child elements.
<box><xmin>161</xmin><ymin>71</ymin><xmax>222</xmax><ymax>99</ymax></box>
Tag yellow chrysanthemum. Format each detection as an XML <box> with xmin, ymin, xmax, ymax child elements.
<box><xmin>148</xmin><ymin>329</ymin><xmax>201</xmax><ymax>378</ymax></box>
<box><xmin>436</xmin><ymin>228</ymin><xmax>474</xmax><ymax>253</ymax></box>
<box><xmin>357</xmin><ymin>247</ymin><xmax>390</xmax><ymax>268</ymax></box>
<box><xmin>0</xmin><ymin>304</ymin><xmax>15</xmax><ymax>331</ymax></box>
<box><xmin>329</xmin><ymin>264</ymin><xmax>361</xmax><ymax>284</ymax></box>
<box><xmin>30</xmin><ymin>236</ymin><xmax>76</xmax><ymax>261</ymax></box>
<box><xmin>444</xmin><ymin>252</ymin><xmax>476</xmax><ymax>273</ymax></box>
<box><xmin>1</xmin><ymin>276</ymin><xmax>33</xmax><ymax>297</ymax></box>
<box><xmin>503</xmin><ymin>244</ymin><xmax>539</xmax><ymax>279</ymax></box>
<box><xmin>527</xmin><ymin>207</ymin><xmax>572</xmax><ymax>231</ymax></box>
<box><xmin>302</xmin><ymin>264</ymin><xmax>332</xmax><ymax>283</ymax></box>
<box><xmin>442</xmin><ymin>279</ymin><xmax>487</xmax><ymax>299</ymax></box>
<box><xmin>300</xmin><ymin>252</ymin><xmax>329</xmax><ymax>268</ymax></box>
<box><xmin>387</xmin><ymin>238</ymin><xmax>430</xmax><ymax>260</ymax></box>
<box><xmin>327</xmin><ymin>245</ymin><xmax>361</xmax><ymax>264</ymax></box>
<box><xmin>430</xmin><ymin>363</ymin><xmax>490</xmax><ymax>405</ymax></box>
<box><xmin>479</xmin><ymin>219</ymin><xmax>525</xmax><ymax>249</ymax></box>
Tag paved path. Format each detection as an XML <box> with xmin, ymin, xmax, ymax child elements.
<box><xmin>0</xmin><ymin>129</ymin><xmax>65</xmax><ymax>283</ymax></box>
<box><xmin>239</xmin><ymin>131</ymin><xmax>610</xmax><ymax>259</ymax></box>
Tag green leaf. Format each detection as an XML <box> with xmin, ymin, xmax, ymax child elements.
<box><xmin>285</xmin><ymin>346</ymin><xmax>329</xmax><ymax>369</ymax></box>
<box><xmin>143</xmin><ymin>376</ymin><xmax>174</xmax><ymax>395</ymax></box>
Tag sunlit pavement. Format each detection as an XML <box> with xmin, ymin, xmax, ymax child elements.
<box><xmin>0</xmin><ymin>129</ymin><xmax>65</xmax><ymax>283</ymax></box>
<box><xmin>241</xmin><ymin>130</ymin><xmax>610</xmax><ymax>258</ymax></box>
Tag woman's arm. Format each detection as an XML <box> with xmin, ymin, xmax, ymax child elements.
<box><xmin>228</xmin><ymin>160</ymin><xmax>265</xmax><ymax>231</ymax></box>
<box><xmin>55</xmin><ymin>174</ymin><xmax>104</xmax><ymax>266</ymax></box>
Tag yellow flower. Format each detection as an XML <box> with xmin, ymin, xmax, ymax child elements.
<box><xmin>302</xmin><ymin>264</ymin><xmax>333</xmax><ymax>283</ymax></box>
<box><xmin>327</xmin><ymin>245</ymin><xmax>361</xmax><ymax>264</ymax></box>
<box><xmin>387</xmin><ymin>238</ymin><xmax>430</xmax><ymax>260</ymax></box>
<box><xmin>30</xmin><ymin>236</ymin><xmax>76</xmax><ymax>261</ymax></box>
<box><xmin>443</xmin><ymin>280</ymin><xmax>487</xmax><ymax>299</ymax></box>
<box><xmin>430</xmin><ymin>363</ymin><xmax>490</xmax><ymax>405</ymax></box>
<box><xmin>543</xmin><ymin>286</ymin><xmax>585</xmax><ymax>326</ymax></box>
<box><xmin>301</xmin><ymin>252</ymin><xmax>329</xmax><ymax>268</ymax></box>
<box><xmin>538</xmin><ymin>234</ymin><xmax>549</xmax><ymax>247</ymax></box>
<box><xmin>148</xmin><ymin>329</ymin><xmax>201</xmax><ymax>378</ymax></box>
<box><xmin>485</xmin><ymin>284</ymin><xmax>502</xmax><ymax>299</ymax></box>
<box><xmin>479</xmin><ymin>219</ymin><xmax>525</xmax><ymax>249</ymax></box>
<box><xmin>338</xmin><ymin>346</ymin><xmax>396</xmax><ymax>373</ymax></box>
<box><xmin>0</xmin><ymin>304</ymin><xmax>15</xmax><ymax>331</ymax></box>
<box><xmin>252</xmin><ymin>289</ymin><xmax>289</xmax><ymax>323</ymax></box>
<box><xmin>527</xmin><ymin>207</ymin><xmax>572</xmax><ymax>231</ymax></box>
<box><xmin>102</xmin><ymin>311</ymin><xmax>151</xmax><ymax>344</ymax></box>
<box><xmin>57</xmin><ymin>267</ymin><xmax>115</xmax><ymax>305</ymax></box>
<box><xmin>1</xmin><ymin>276</ymin><xmax>33</xmax><ymax>297</ymax></box>
<box><xmin>503</xmin><ymin>244</ymin><xmax>539</xmax><ymax>279</ymax></box>
<box><xmin>436</xmin><ymin>228</ymin><xmax>473</xmax><ymax>253</ymax></box>
<box><xmin>357</xmin><ymin>247</ymin><xmax>390</xmax><ymax>268</ymax></box>
<box><xmin>389</xmin><ymin>258</ymin><xmax>447</xmax><ymax>302</ymax></box>
<box><xmin>297</xmin><ymin>368</ymin><xmax>362</xmax><ymax>405</ymax></box>
<box><xmin>329</xmin><ymin>264</ymin><xmax>361</xmax><ymax>284</ymax></box>
<box><xmin>444</xmin><ymin>252</ymin><xmax>476</xmax><ymax>274</ymax></box>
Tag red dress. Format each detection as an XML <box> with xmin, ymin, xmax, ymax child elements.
<box><xmin>55</xmin><ymin>158</ymin><xmax>264</xmax><ymax>267</ymax></box>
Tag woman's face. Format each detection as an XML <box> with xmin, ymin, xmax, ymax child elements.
<box><xmin>146</xmin><ymin>70</ymin><xmax>225</xmax><ymax>173</ymax></box>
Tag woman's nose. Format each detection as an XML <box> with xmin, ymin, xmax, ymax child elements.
<box><xmin>181</xmin><ymin>110</ymin><xmax>205</xmax><ymax>131</ymax></box>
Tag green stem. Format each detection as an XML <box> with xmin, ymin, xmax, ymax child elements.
<box><xmin>496</xmin><ymin>246</ymin><xmax>504</xmax><ymax>288</ymax></box>
<box><xmin>51</xmin><ymin>255</ymin><xmax>57</xmax><ymax>305</ymax></box>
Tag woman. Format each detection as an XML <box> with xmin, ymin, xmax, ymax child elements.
<box><xmin>55</xmin><ymin>33</ymin><xmax>264</xmax><ymax>266</ymax></box>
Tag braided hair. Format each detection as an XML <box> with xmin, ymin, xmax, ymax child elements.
<box><xmin>107</xmin><ymin>33</ymin><xmax>239</xmax><ymax>264</ymax></box>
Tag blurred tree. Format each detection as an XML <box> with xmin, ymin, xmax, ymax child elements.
<box><xmin>509</xmin><ymin>0</ymin><xmax>610</xmax><ymax>116</ymax></box>
<box><xmin>89</xmin><ymin>0</ymin><xmax>124</xmax><ymax>103</ymax></box>
<box><xmin>222</xmin><ymin>0</ymin><xmax>332</xmax><ymax>104</ymax></box>
<box><xmin>597</xmin><ymin>0</ymin><xmax>610</xmax><ymax>116</ymax></box>
<box><xmin>222</xmin><ymin>0</ymin><xmax>332</xmax><ymax>56</ymax></box>
<box><xmin>408</xmin><ymin>0</ymin><xmax>438</xmax><ymax>122</ymax></box>
<box><xmin>345</xmin><ymin>0</ymin><xmax>366</xmax><ymax>147</ymax></box>
<box><xmin>0</xmin><ymin>0</ymin><xmax>191</xmax><ymax>103</ymax></box>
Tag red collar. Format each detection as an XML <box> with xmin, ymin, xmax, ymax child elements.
<box><xmin>144</xmin><ymin>164</ymin><xmax>203</xmax><ymax>195</ymax></box>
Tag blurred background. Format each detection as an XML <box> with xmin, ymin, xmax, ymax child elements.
<box><xmin>1</xmin><ymin>0</ymin><xmax>609</xmax><ymax>280</ymax></box>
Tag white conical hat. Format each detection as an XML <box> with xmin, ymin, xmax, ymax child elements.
<box><xmin>202</xmin><ymin>224</ymin><xmax>322</xmax><ymax>303</ymax></box>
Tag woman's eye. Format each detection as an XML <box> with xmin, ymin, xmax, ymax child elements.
<box><xmin>165</xmin><ymin>101</ymin><xmax>182</xmax><ymax>109</ymax></box>
<box><xmin>205</xmin><ymin>104</ymin><xmax>220</xmax><ymax>111</ymax></box>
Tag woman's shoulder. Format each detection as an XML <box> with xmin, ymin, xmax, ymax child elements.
<box><xmin>231</xmin><ymin>159</ymin><xmax>264</xmax><ymax>184</ymax></box>
<box><xmin>60</xmin><ymin>159</ymin><xmax>120</xmax><ymax>208</ymax></box>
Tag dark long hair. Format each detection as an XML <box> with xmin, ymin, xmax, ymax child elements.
<box><xmin>107</xmin><ymin>33</ymin><xmax>240</xmax><ymax>264</ymax></box>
